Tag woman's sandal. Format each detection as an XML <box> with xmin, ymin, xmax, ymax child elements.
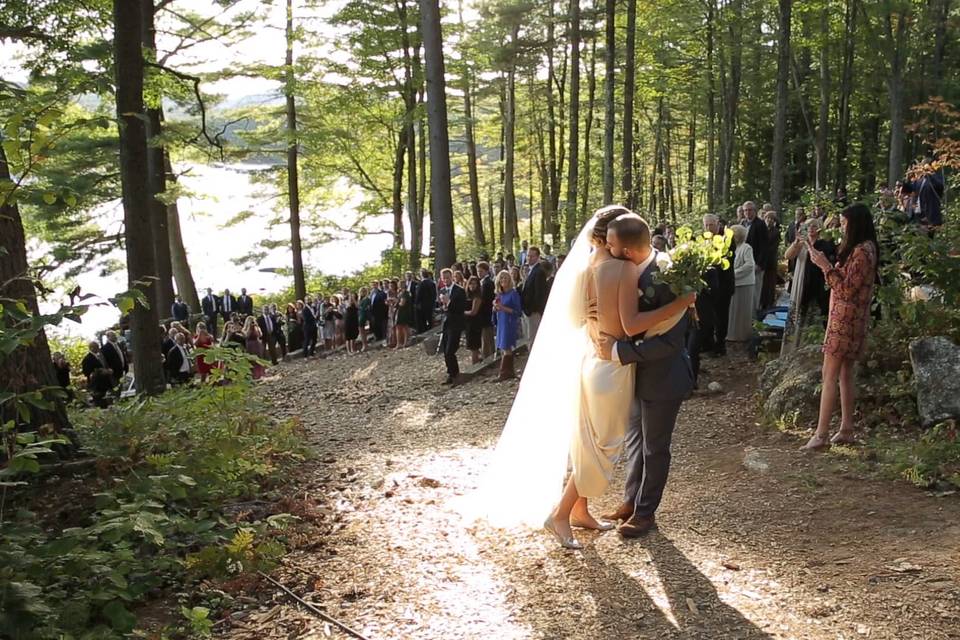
<box><xmin>830</xmin><ymin>430</ymin><xmax>857</xmax><ymax>445</ymax></box>
<box><xmin>800</xmin><ymin>434</ymin><xmax>831</xmax><ymax>451</ymax></box>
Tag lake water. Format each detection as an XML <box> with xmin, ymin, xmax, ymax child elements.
<box><xmin>40</xmin><ymin>163</ymin><xmax>399</xmax><ymax>339</ymax></box>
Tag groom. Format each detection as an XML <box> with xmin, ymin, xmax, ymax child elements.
<box><xmin>596</xmin><ymin>213</ymin><xmax>695</xmax><ymax>537</ymax></box>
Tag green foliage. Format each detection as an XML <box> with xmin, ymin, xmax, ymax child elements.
<box><xmin>867</xmin><ymin>422</ymin><xmax>960</xmax><ymax>491</ymax></box>
<box><xmin>653</xmin><ymin>227</ymin><xmax>734</xmax><ymax>295</ymax></box>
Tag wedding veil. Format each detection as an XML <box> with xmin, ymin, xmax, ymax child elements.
<box><xmin>462</xmin><ymin>218</ymin><xmax>598</xmax><ymax>528</ymax></box>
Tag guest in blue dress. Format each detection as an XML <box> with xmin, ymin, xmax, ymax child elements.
<box><xmin>494</xmin><ymin>270</ymin><xmax>522</xmax><ymax>381</ymax></box>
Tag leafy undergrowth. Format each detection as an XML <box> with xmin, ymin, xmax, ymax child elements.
<box><xmin>0</xmin><ymin>359</ymin><xmax>312</xmax><ymax>640</ymax></box>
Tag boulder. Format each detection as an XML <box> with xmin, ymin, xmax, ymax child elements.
<box><xmin>760</xmin><ymin>344</ymin><xmax>823</xmax><ymax>426</ymax></box>
<box><xmin>908</xmin><ymin>336</ymin><xmax>960</xmax><ymax>428</ymax></box>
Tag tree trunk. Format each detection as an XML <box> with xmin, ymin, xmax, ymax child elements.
<box><xmin>769</xmin><ymin>0</ymin><xmax>792</xmax><ymax>212</ymax></box>
<box><xmin>719</xmin><ymin>0</ymin><xmax>742</xmax><ymax>205</ymax></box>
<box><xmin>391</xmin><ymin>129</ymin><xmax>407</xmax><ymax>249</ymax></box>
<box><xmin>546</xmin><ymin>9</ymin><xmax>559</xmax><ymax>239</ymax></box>
<box><xmin>141</xmin><ymin>0</ymin><xmax>174</xmax><ymax>317</ymax></box>
<box><xmin>114</xmin><ymin>0</ymin><xmax>164</xmax><ymax>395</ymax></box>
<box><xmin>402</xmin><ymin>6</ymin><xmax>421</xmax><ymax>270</ymax></box>
<box><xmin>419</xmin><ymin>0</ymin><xmax>456</xmax><ymax>269</ymax></box>
<box><xmin>686</xmin><ymin>111</ymin><xmax>696</xmax><ymax>212</ymax></box>
<box><xmin>163</xmin><ymin>153</ymin><xmax>199</xmax><ymax>312</ymax></box>
<box><xmin>815</xmin><ymin>7</ymin><xmax>829</xmax><ymax>194</ymax></box>
<box><xmin>581</xmin><ymin>20</ymin><xmax>598</xmax><ymax>224</ymax></box>
<box><xmin>285</xmin><ymin>0</ymin><xmax>306</xmax><ymax>300</ymax></box>
<box><xmin>602</xmin><ymin>0</ymin><xmax>615</xmax><ymax>205</ymax></box>
<box><xmin>834</xmin><ymin>0</ymin><xmax>856</xmax><ymax>193</ymax></box>
<box><xmin>884</xmin><ymin>0</ymin><xmax>909</xmax><ymax>186</ymax></box>
<box><xmin>621</xmin><ymin>0</ymin><xmax>637</xmax><ymax>207</ymax></box>
<box><xmin>0</xmin><ymin>142</ymin><xmax>72</xmax><ymax>433</ymax></box>
<box><xmin>564</xmin><ymin>0</ymin><xmax>581</xmax><ymax>245</ymax></box>
<box><xmin>503</xmin><ymin>23</ymin><xmax>520</xmax><ymax>255</ymax></box>
<box><xmin>705</xmin><ymin>0</ymin><xmax>716</xmax><ymax>213</ymax></box>
<box><xmin>457</xmin><ymin>0</ymin><xmax>484</xmax><ymax>249</ymax></box>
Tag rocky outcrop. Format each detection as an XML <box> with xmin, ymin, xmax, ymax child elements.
<box><xmin>760</xmin><ymin>344</ymin><xmax>823</xmax><ymax>427</ymax></box>
<box><xmin>909</xmin><ymin>336</ymin><xmax>960</xmax><ymax>428</ymax></box>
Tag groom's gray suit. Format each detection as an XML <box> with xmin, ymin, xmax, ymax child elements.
<box><xmin>614</xmin><ymin>255</ymin><xmax>694</xmax><ymax>519</ymax></box>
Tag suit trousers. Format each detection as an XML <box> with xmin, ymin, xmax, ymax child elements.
<box><xmin>443</xmin><ymin>327</ymin><xmax>462</xmax><ymax>378</ymax></box>
<box><xmin>303</xmin><ymin>325</ymin><xmax>318</xmax><ymax>356</ymax></box>
<box><xmin>525</xmin><ymin>312</ymin><xmax>542</xmax><ymax>345</ymax></box>
<box><xmin>624</xmin><ymin>395</ymin><xmax>684</xmax><ymax>518</ymax></box>
<box><xmin>752</xmin><ymin>269</ymin><xmax>765</xmax><ymax>311</ymax></box>
<box><xmin>713</xmin><ymin>293</ymin><xmax>732</xmax><ymax>353</ymax></box>
<box><xmin>263</xmin><ymin>333</ymin><xmax>279</xmax><ymax>365</ymax></box>
<box><xmin>481</xmin><ymin>325</ymin><xmax>496</xmax><ymax>358</ymax></box>
<box><xmin>205</xmin><ymin>315</ymin><xmax>219</xmax><ymax>339</ymax></box>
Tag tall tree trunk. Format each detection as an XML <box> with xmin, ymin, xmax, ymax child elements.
<box><xmin>457</xmin><ymin>0</ymin><xmax>484</xmax><ymax>249</ymax></box>
<box><xmin>834</xmin><ymin>0</ymin><xmax>856</xmax><ymax>193</ymax></box>
<box><xmin>564</xmin><ymin>0</ymin><xmax>581</xmax><ymax>245</ymax></box>
<box><xmin>621</xmin><ymin>0</ymin><xmax>637</xmax><ymax>207</ymax></box>
<box><xmin>719</xmin><ymin>0</ymin><xmax>743</xmax><ymax>205</ymax></box>
<box><xmin>602</xmin><ymin>0</ymin><xmax>616</xmax><ymax>204</ymax></box>
<box><xmin>285</xmin><ymin>0</ymin><xmax>306</xmax><ymax>300</ymax></box>
<box><xmin>930</xmin><ymin>0</ymin><xmax>951</xmax><ymax>93</ymax></box>
<box><xmin>163</xmin><ymin>153</ymin><xmax>199</xmax><ymax>312</ymax></box>
<box><xmin>705</xmin><ymin>0</ymin><xmax>716</xmax><ymax>213</ymax></box>
<box><xmin>114</xmin><ymin>0</ymin><xmax>164</xmax><ymax>395</ymax></box>
<box><xmin>0</xmin><ymin>142</ymin><xmax>72</xmax><ymax>433</ymax></box>
<box><xmin>391</xmin><ymin>129</ymin><xmax>407</xmax><ymax>249</ymax></box>
<box><xmin>581</xmin><ymin>20</ymin><xmax>598</xmax><ymax>224</ymax></box>
<box><xmin>815</xmin><ymin>7</ymin><xmax>830</xmax><ymax>194</ymax></box>
<box><xmin>884</xmin><ymin>0</ymin><xmax>910</xmax><ymax>186</ymax></box>
<box><xmin>141</xmin><ymin>0</ymin><xmax>174</xmax><ymax>317</ymax></box>
<box><xmin>546</xmin><ymin>8</ymin><xmax>559</xmax><ymax>238</ymax></box>
<box><xmin>503</xmin><ymin>23</ymin><xmax>520</xmax><ymax>254</ymax></box>
<box><xmin>487</xmin><ymin>185</ymin><xmax>496</xmax><ymax>252</ymax></box>
<box><xmin>420</xmin><ymin>0</ymin><xmax>456</xmax><ymax>269</ymax></box>
<box><xmin>401</xmin><ymin>5</ymin><xmax>421</xmax><ymax>270</ymax></box>
<box><xmin>769</xmin><ymin>0</ymin><xmax>792</xmax><ymax>212</ymax></box>
<box><xmin>416</xmin><ymin>47</ymin><xmax>427</xmax><ymax>256</ymax></box>
<box><xmin>686</xmin><ymin>111</ymin><xmax>696</xmax><ymax>212</ymax></box>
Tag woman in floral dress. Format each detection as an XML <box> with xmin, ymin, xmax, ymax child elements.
<box><xmin>802</xmin><ymin>204</ymin><xmax>878</xmax><ymax>451</ymax></box>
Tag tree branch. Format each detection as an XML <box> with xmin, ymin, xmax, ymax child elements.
<box><xmin>144</xmin><ymin>61</ymin><xmax>223</xmax><ymax>159</ymax></box>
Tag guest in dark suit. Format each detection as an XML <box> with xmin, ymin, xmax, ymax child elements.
<box><xmin>270</xmin><ymin>304</ymin><xmax>287</xmax><ymax>359</ymax></box>
<box><xmin>439</xmin><ymin>268</ymin><xmax>466</xmax><ymax>385</ymax></box>
<box><xmin>257</xmin><ymin>305</ymin><xmax>279</xmax><ymax>365</ymax></box>
<box><xmin>81</xmin><ymin>341</ymin><xmax>113</xmax><ymax>407</ymax></box>
<box><xmin>171</xmin><ymin>295</ymin><xmax>189</xmax><ymax>323</ymax></box>
<box><xmin>742</xmin><ymin>201</ymin><xmax>769</xmax><ymax>312</ymax></box>
<box><xmin>164</xmin><ymin>333</ymin><xmax>192</xmax><ymax>385</ymax></box>
<box><xmin>901</xmin><ymin>163</ymin><xmax>945</xmax><ymax>227</ymax></box>
<box><xmin>415</xmin><ymin>269</ymin><xmax>437</xmax><ymax>333</ymax></box>
<box><xmin>705</xmin><ymin>215</ymin><xmax>736</xmax><ymax>356</ymax></box>
<box><xmin>237</xmin><ymin>288</ymin><xmax>254</xmax><ymax>317</ymax></box>
<box><xmin>369</xmin><ymin>282</ymin><xmax>389</xmax><ymax>342</ymax></box>
<box><xmin>477</xmin><ymin>262</ymin><xmax>496</xmax><ymax>358</ymax></box>
<box><xmin>220</xmin><ymin>289</ymin><xmax>238</xmax><ymax>321</ymax></box>
<box><xmin>597</xmin><ymin>214</ymin><xmax>696</xmax><ymax>538</ymax></box>
<box><xmin>403</xmin><ymin>271</ymin><xmax>419</xmax><ymax>330</ymax></box>
<box><xmin>521</xmin><ymin>247</ymin><xmax>549</xmax><ymax>344</ymax></box>
<box><xmin>101</xmin><ymin>331</ymin><xmax>128</xmax><ymax>387</ymax></box>
<box><xmin>201</xmin><ymin>288</ymin><xmax>219</xmax><ymax>339</ymax></box>
<box><xmin>686</xmin><ymin>218</ymin><xmax>722</xmax><ymax>386</ymax></box>
<box><xmin>300</xmin><ymin>298</ymin><xmax>318</xmax><ymax>357</ymax></box>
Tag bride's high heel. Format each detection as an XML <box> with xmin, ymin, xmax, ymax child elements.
<box><xmin>570</xmin><ymin>517</ymin><xmax>616</xmax><ymax>531</ymax></box>
<box><xmin>543</xmin><ymin>516</ymin><xmax>583</xmax><ymax>550</ymax></box>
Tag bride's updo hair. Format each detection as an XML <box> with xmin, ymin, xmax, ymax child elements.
<box><xmin>591</xmin><ymin>205</ymin><xmax>632</xmax><ymax>245</ymax></box>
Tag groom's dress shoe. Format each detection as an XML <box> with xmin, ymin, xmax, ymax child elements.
<box><xmin>618</xmin><ymin>514</ymin><xmax>656</xmax><ymax>538</ymax></box>
<box><xmin>602</xmin><ymin>503</ymin><xmax>634</xmax><ymax>522</ymax></box>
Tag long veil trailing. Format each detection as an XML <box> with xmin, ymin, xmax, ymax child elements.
<box><xmin>461</xmin><ymin>219</ymin><xmax>598</xmax><ymax>528</ymax></box>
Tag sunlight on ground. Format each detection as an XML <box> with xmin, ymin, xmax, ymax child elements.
<box><xmin>347</xmin><ymin>360</ymin><xmax>379</xmax><ymax>383</ymax></box>
<box><xmin>391</xmin><ymin>400</ymin><xmax>433</xmax><ymax>430</ymax></box>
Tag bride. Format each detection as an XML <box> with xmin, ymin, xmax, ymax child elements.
<box><xmin>466</xmin><ymin>205</ymin><xmax>694</xmax><ymax>549</ymax></box>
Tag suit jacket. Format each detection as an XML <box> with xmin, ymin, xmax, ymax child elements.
<box><xmin>101</xmin><ymin>341</ymin><xmax>127</xmax><ymax>379</ymax></box>
<box><xmin>171</xmin><ymin>301</ymin><xmax>189</xmax><ymax>322</ymax></box>
<box><xmin>161</xmin><ymin>336</ymin><xmax>176</xmax><ymax>359</ymax></box>
<box><xmin>521</xmin><ymin>263</ymin><xmax>549</xmax><ymax>316</ymax></box>
<box><xmin>416</xmin><ymin>279</ymin><xmax>437</xmax><ymax>313</ymax></box>
<box><xmin>220</xmin><ymin>295</ymin><xmax>238</xmax><ymax>318</ymax></box>
<box><xmin>616</xmin><ymin>260</ymin><xmax>694</xmax><ymax>402</ymax></box>
<box><xmin>443</xmin><ymin>284</ymin><xmax>467</xmax><ymax>332</ymax></box>
<box><xmin>257</xmin><ymin>314</ymin><xmax>277</xmax><ymax>340</ymax></box>
<box><xmin>717</xmin><ymin>245</ymin><xmax>736</xmax><ymax>298</ymax></box>
<box><xmin>81</xmin><ymin>351</ymin><xmax>104</xmax><ymax>379</ymax></box>
<box><xmin>301</xmin><ymin>304</ymin><xmax>317</xmax><ymax>328</ymax></box>
<box><xmin>745</xmin><ymin>217</ymin><xmax>769</xmax><ymax>270</ymax></box>
<box><xmin>164</xmin><ymin>344</ymin><xmax>188</xmax><ymax>376</ymax></box>
<box><xmin>237</xmin><ymin>294</ymin><xmax>254</xmax><ymax>316</ymax></box>
<box><xmin>201</xmin><ymin>294</ymin><xmax>219</xmax><ymax>318</ymax></box>
<box><xmin>371</xmin><ymin>290</ymin><xmax>388</xmax><ymax>321</ymax></box>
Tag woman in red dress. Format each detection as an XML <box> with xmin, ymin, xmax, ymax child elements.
<box><xmin>802</xmin><ymin>203</ymin><xmax>879</xmax><ymax>450</ymax></box>
<box><xmin>194</xmin><ymin>322</ymin><xmax>215</xmax><ymax>383</ymax></box>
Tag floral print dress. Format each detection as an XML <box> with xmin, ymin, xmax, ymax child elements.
<box><xmin>822</xmin><ymin>242</ymin><xmax>877</xmax><ymax>361</ymax></box>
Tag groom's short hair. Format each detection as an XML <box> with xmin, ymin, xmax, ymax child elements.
<box><xmin>608</xmin><ymin>214</ymin><xmax>651</xmax><ymax>249</ymax></box>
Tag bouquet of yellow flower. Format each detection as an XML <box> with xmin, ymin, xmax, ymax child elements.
<box><xmin>652</xmin><ymin>226</ymin><xmax>734</xmax><ymax>296</ymax></box>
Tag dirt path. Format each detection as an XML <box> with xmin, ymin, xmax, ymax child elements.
<box><xmin>220</xmin><ymin>345</ymin><xmax>960</xmax><ymax>640</ymax></box>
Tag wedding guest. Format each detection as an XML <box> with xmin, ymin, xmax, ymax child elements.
<box><xmin>237</xmin><ymin>288</ymin><xmax>254</xmax><ymax>317</ymax></box>
<box><xmin>193</xmin><ymin>322</ymin><xmax>215</xmax><ymax>383</ymax></box>
<box><xmin>220</xmin><ymin>288</ymin><xmax>237</xmax><ymax>321</ymax></box>
<box><xmin>345</xmin><ymin>294</ymin><xmax>360</xmax><ymax>354</ymax></box>
<box><xmin>221</xmin><ymin>321</ymin><xmax>244</xmax><ymax>349</ymax></box>
<box><xmin>453</xmin><ymin>270</ymin><xmax>466</xmax><ymax>288</ymax></box>
<box><xmin>395</xmin><ymin>279</ymin><xmax>413</xmax><ymax>349</ymax></box>
<box><xmin>439</xmin><ymin>268</ymin><xmax>466</xmax><ymax>385</ymax></box>
<box><xmin>358</xmin><ymin>287</ymin><xmax>371</xmax><ymax>351</ymax></box>
<box><xmin>542</xmin><ymin>243</ymin><xmax>557</xmax><ymax>265</ymax></box>
<box><xmin>257</xmin><ymin>305</ymin><xmax>279</xmax><ymax>365</ymax></box>
<box><xmin>802</xmin><ymin>204</ymin><xmax>878</xmax><ymax>450</ymax></box>
<box><xmin>760</xmin><ymin>211</ymin><xmax>781</xmax><ymax>310</ymax></box>
<box><xmin>335</xmin><ymin>294</ymin><xmax>347</xmax><ymax>347</ymax></box>
<box><xmin>52</xmin><ymin>351</ymin><xmax>72</xmax><ymax>392</ymax></box>
<box><xmin>510</xmin><ymin>265</ymin><xmax>522</xmax><ymax>291</ymax></box>
<box><xmin>171</xmin><ymin>294</ymin><xmax>189</xmax><ymax>323</ymax></box>
<box><xmin>901</xmin><ymin>160</ymin><xmax>946</xmax><ymax>227</ymax></box>
<box><xmin>242</xmin><ymin>316</ymin><xmax>265</xmax><ymax>380</ymax></box>
<box><xmin>385</xmin><ymin>284</ymin><xmax>398</xmax><ymax>348</ymax></box>
<box><xmin>201</xmin><ymin>288</ymin><xmax>219</xmax><ymax>339</ymax></box>
<box><xmin>161</xmin><ymin>325</ymin><xmax>176</xmax><ymax>363</ymax></box>
<box><xmin>370</xmin><ymin>281</ymin><xmax>388</xmax><ymax>342</ymax></box>
<box><xmin>270</xmin><ymin>303</ymin><xmax>286</xmax><ymax>359</ymax></box>
<box><xmin>323</xmin><ymin>295</ymin><xmax>340</xmax><ymax>351</ymax></box>
<box><xmin>784</xmin><ymin>218</ymin><xmax>835</xmax><ymax>318</ymax></box>
<box><xmin>742</xmin><ymin>201</ymin><xmax>769</xmax><ymax>312</ymax></box>
<box><xmin>464</xmin><ymin>275</ymin><xmax>484</xmax><ymax>364</ymax></box>
<box><xmin>300</xmin><ymin>299</ymin><xmax>318</xmax><ymax>356</ymax></box>
<box><xmin>285</xmin><ymin>303</ymin><xmax>303</xmax><ymax>353</ymax></box>
<box><xmin>101</xmin><ymin>330</ymin><xmax>128</xmax><ymax>388</ymax></box>
<box><xmin>477</xmin><ymin>261</ymin><xmax>497</xmax><ymax>359</ymax></box>
<box><xmin>540</xmin><ymin>259</ymin><xmax>555</xmax><ymax>299</ymax></box>
<box><xmin>785</xmin><ymin>207</ymin><xmax>807</xmax><ymax>246</ymax></box>
<box><xmin>652</xmin><ymin>235</ymin><xmax>668</xmax><ymax>252</ymax></box>
<box><xmin>521</xmin><ymin>246</ymin><xmax>549</xmax><ymax>344</ymax></box>
<box><xmin>415</xmin><ymin>270</ymin><xmax>437</xmax><ymax>333</ymax></box>
<box><xmin>494</xmin><ymin>270</ymin><xmax>521</xmax><ymax>380</ymax></box>
<box><xmin>727</xmin><ymin>224</ymin><xmax>756</xmax><ymax>342</ymax></box>
<box><xmin>164</xmin><ymin>333</ymin><xmax>192</xmax><ymax>385</ymax></box>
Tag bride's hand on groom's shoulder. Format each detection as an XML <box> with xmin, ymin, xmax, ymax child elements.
<box><xmin>594</xmin><ymin>333</ymin><xmax>615</xmax><ymax>361</ymax></box>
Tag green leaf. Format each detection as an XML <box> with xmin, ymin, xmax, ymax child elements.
<box><xmin>102</xmin><ymin>600</ymin><xmax>137</xmax><ymax>632</ymax></box>
<box><xmin>42</xmin><ymin>192</ymin><xmax>57</xmax><ymax>205</ymax></box>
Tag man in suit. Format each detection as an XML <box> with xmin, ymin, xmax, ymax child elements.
<box><xmin>257</xmin><ymin>305</ymin><xmax>279</xmax><ymax>365</ymax></box>
<box><xmin>101</xmin><ymin>330</ymin><xmax>128</xmax><ymax>388</ymax></box>
<box><xmin>742</xmin><ymin>201</ymin><xmax>768</xmax><ymax>312</ymax></box>
<box><xmin>171</xmin><ymin>295</ymin><xmax>189</xmax><ymax>323</ymax></box>
<box><xmin>704</xmin><ymin>214</ymin><xmax>735</xmax><ymax>357</ymax></box>
<box><xmin>369</xmin><ymin>282</ymin><xmax>388</xmax><ymax>342</ymax></box>
<box><xmin>596</xmin><ymin>214</ymin><xmax>696</xmax><ymax>538</ymax></box>
<box><xmin>237</xmin><ymin>288</ymin><xmax>254</xmax><ymax>317</ymax></box>
<box><xmin>477</xmin><ymin>261</ymin><xmax>496</xmax><ymax>358</ymax></box>
<box><xmin>902</xmin><ymin>162</ymin><xmax>946</xmax><ymax>227</ymax></box>
<box><xmin>201</xmin><ymin>288</ymin><xmax>219</xmax><ymax>339</ymax></box>
<box><xmin>81</xmin><ymin>341</ymin><xmax>113</xmax><ymax>407</ymax></box>
<box><xmin>521</xmin><ymin>246</ymin><xmax>549</xmax><ymax>344</ymax></box>
<box><xmin>403</xmin><ymin>271</ymin><xmax>419</xmax><ymax>330</ymax></box>
<box><xmin>415</xmin><ymin>269</ymin><xmax>437</xmax><ymax>333</ymax></box>
<box><xmin>439</xmin><ymin>268</ymin><xmax>466</xmax><ymax>385</ymax></box>
<box><xmin>164</xmin><ymin>332</ymin><xmax>192</xmax><ymax>385</ymax></box>
<box><xmin>301</xmin><ymin>297</ymin><xmax>318</xmax><ymax>356</ymax></box>
<box><xmin>220</xmin><ymin>289</ymin><xmax>237</xmax><ymax>321</ymax></box>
